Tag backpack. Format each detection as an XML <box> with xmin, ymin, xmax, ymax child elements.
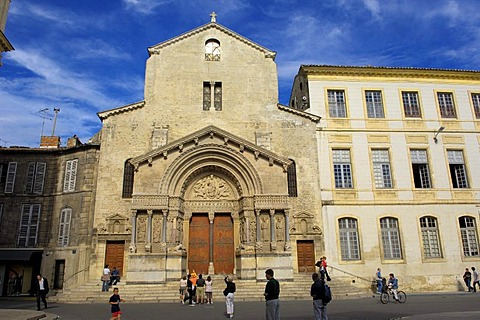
<box><xmin>323</xmin><ymin>283</ymin><xmax>332</xmax><ymax>304</ymax></box>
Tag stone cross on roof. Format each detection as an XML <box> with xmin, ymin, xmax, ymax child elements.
<box><xmin>210</xmin><ymin>12</ymin><xmax>217</xmax><ymax>22</ymax></box>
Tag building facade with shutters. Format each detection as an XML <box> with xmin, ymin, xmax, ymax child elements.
<box><xmin>290</xmin><ymin>65</ymin><xmax>480</xmax><ymax>291</ymax></box>
<box><xmin>0</xmin><ymin>138</ymin><xmax>99</xmax><ymax>295</ymax></box>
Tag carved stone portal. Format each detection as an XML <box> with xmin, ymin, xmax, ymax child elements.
<box><xmin>192</xmin><ymin>175</ymin><xmax>232</xmax><ymax>200</ymax></box>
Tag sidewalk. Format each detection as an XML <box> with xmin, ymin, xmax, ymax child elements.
<box><xmin>0</xmin><ymin>309</ymin><xmax>60</xmax><ymax>320</ymax></box>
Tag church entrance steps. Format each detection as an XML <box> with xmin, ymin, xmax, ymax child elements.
<box><xmin>50</xmin><ymin>274</ymin><xmax>371</xmax><ymax>303</ymax></box>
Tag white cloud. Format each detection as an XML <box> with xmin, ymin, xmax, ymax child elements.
<box><xmin>122</xmin><ymin>0</ymin><xmax>174</xmax><ymax>15</ymax></box>
<box><xmin>362</xmin><ymin>0</ymin><xmax>381</xmax><ymax>19</ymax></box>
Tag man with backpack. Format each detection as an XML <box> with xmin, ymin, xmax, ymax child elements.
<box><xmin>311</xmin><ymin>272</ymin><xmax>329</xmax><ymax>320</ymax></box>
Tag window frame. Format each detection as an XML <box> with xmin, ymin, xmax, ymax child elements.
<box><xmin>58</xmin><ymin>208</ymin><xmax>72</xmax><ymax>247</ymax></box>
<box><xmin>364</xmin><ymin>89</ymin><xmax>385</xmax><ymax>118</ymax></box>
<box><xmin>410</xmin><ymin>149</ymin><xmax>432</xmax><ymax>189</ymax></box>
<box><xmin>419</xmin><ymin>216</ymin><xmax>442</xmax><ymax>259</ymax></box>
<box><xmin>380</xmin><ymin>217</ymin><xmax>403</xmax><ymax>260</ymax></box>
<box><xmin>469</xmin><ymin>91</ymin><xmax>480</xmax><ymax>119</ymax></box>
<box><xmin>287</xmin><ymin>159</ymin><xmax>298</xmax><ymax>197</ymax></box>
<box><xmin>5</xmin><ymin>162</ymin><xmax>17</xmax><ymax>193</ymax></box>
<box><xmin>18</xmin><ymin>204</ymin><xmax>41</xmax><ymax>247</ymax></box>
<box><xmin>459</xmin><ymin>216</ymin><xmax>479</xmax><ymax>257</ymax></box>
<box><xmin>327</xmin><ymin>89</ymin><xmax>347</xmax><ymax>118</ymax></box>
<box><xmin>63</xmin><ymin>159</ymin><xmax>78</xmax><ymax>192</ymax></box>
<box><xmin>371</xmin><ymin>149</ymin><xmax>393</xmax><ymax>189</ymax></box>
<box><xmin>332</xmin><ymin>149</ymin><xmax>353</xmax><ymax>189</ymax></box>
<box><xmin>447</xmin><ymin>150</ymin><xmax>469</xmax><ymax>188</ymax></box>
<box><xmin>205</xmin><ymin>38</ymin><xmax>221</xmax><ymax>61</ymax></box>
<box><xmin>401</xmin><ymin>91</ymin><xmax>422</xmax><ymax>118</ymax></box>
<box><xmin>122</xmin><ymin>160</ymin><xmax>135</xmax><ymax>198</ymax></box>
<box><xmin>436</xmin><ymin>91</ymin><xmax>457</xmax><ymax>119</ymax></box>
<box><xmin>338</xmin><ymin>217</ymin><xmax>361</xmax><ymax>261</ymax></box>
<box><xmin>25</xmin><ymin>162</ymin><xmax>46</xmax><ymax>194</ymax></box>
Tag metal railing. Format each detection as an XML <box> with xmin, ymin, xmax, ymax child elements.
<box><xmin>328</xmin><ymin>265</ymin><xmax>375</xmax><ymax>284</ymax></box>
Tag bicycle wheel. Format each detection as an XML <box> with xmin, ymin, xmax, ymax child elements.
<box><xmin>397</xmin><ymin>291</ymin><xmax>407</xmax><ymax>303</ymax></box>
<box><xmin>380</xmin><ymin>292</ymin><xmax>389</xmax><ymax>304</ymax></box>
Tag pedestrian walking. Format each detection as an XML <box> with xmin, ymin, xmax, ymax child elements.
<box><xmin>102</xmin><ymin>265</ymin><xmax>111</xmax><ymax>292</ymax></box>
<box><xmin>34</xmin><ymin>274</ymin><xmax>49</xmax><ymax>311</ymax></box>
<box><xmin>311</xmin><ymin>272</ymin><xmax>328</xmax><ymax>320</ymax></box>
<box><xmin>224</xmin><ymin>275</ymin><xmax>236</xmax><ymax>318</ymax></box>
<box><xmin>463</xmin><ymin>268</ymin><xmax>473</xmax><ymax>292</ymax></box>
<box><xmin>109</xmin><ymin>287</ymin><xmax>125</xmax><ymax>320</ymax></box>
<box><xmin>471</xmin><ymin>267</ymin><xmax>479</xmax><ymax>292</ymax></box>
<box><xmin>179</xmin><ymin>275</ymin><xmax>187</xmax><ymax>304</ymax></box>
<box><xmin>183</xmin><ymin>274</ymin><xmax>194</xmax><ymax>306</ymax></box>
<box><xmin>264</xmin><ymin>268</ymin><xmax>280</xmax><ymax>320</ymax></box>
<box><xmin>375</xmin><ymin>268</ymin><xmax>382</xmax><ymax>294</ymax></box>
<box><xmin>205</xmin><ymin>275</ymin><xmax>213</xmax><ymax>304</ymax></box>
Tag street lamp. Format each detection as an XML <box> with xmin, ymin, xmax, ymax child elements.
<box><xmin>433</xmin><ymin>126</ymin><xmax>445</xmax><ymax>143</ymax></box>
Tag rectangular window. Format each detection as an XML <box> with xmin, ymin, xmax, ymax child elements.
<box><xmin>380</xmin><ymin>217</ymin><xmax>402</xmax><ymax>259</ymax></box>
<box><xmin>18</xmin><ymin>204</ymin><xmax>41</xmax><ymax>247</ymax></box>
<box><xmin>365</xmin><ymin>90</ymin><xmax>385</xmax><ymax>118</ymax></box>
<box><xmin>203</xmin><ymin>82</ymin><xmax>211</xmax><ymax>111</ymax></box>
<box><xmin>58</xmin><ymin>208</ymin><xmax>72</xmax><ymax>247</ymax></box>
<box><xmin>410</xmin><ymin>149</ymin><xmax>431</xmax><ymax>188</ymax></box>
<box><xmin>437</xmin><ymin>92</ymin><xmax>457</xmax><ymax>118</ymax></box>
<box><xmin>0</xmin><ymin>203</ymin><xmax>3</xmax><ymax>226</ymax></box>
<box><xmin>5</xmin><ymin>162</ymin><xmax>17</xmax><ymax>193</ymax></box>
<box><xmin>63</xmin><ymin>159</ymin><xmax>78</xmax><ymax>192</ymax></box>
<box><xmin>25</xmin><ymin>162</ymin><xmax>46</xmax><ymax>194</ymax></box>
<box><xmin>471</xmin><ymin>93</ymin><xmax>480</xmax><ymax>119</ymax></box>
<box><xmin>459</xmin><ymin>216</ymin><xmax>479</xmax><ymax>257</ymax></box>
<box><xmin>372</xmin><ymin>149</ymin><xmax>392</xmax><ymax>188</ymax></box>
<box><xmin>203</xmin><ymin>82</ymin><xmax>222</xmax><ymax>111</ymax></box>
<box><xmin>447</xmin><ymin>150</ymin><xmax>468</xmax><ymax>188</ymax></box>
<box><xmin>402</xmin><ymin>91</ymin><xmax>421</xmax><ymax>118</ymax></box>
<box><xmin>420</xmin><ymin>217</ymin><xmax>442</xmax><ymax>258</ymax></box>
<box><xmin>327</xmin><ymin>90</ymin><xmax>347</xmax><ymax>118</ymax></box>
<box><xmin>214</xmin><ymin>82</ymin><xmax>222</xmax><ymax>111</ymax></box>
<box><xmin>339</xmin><ymin>218</ymin><xmax>360</xmax><ymax>260</ymax></box>
<box><xmin>333</xmin><ymin>149</ymin><xmax>353</xmax><ymax>188</ymax></box>
<box><xmin>287</xmin><ymin>160</ymin><xmax>298</xmax><ymax>197</ymax></box>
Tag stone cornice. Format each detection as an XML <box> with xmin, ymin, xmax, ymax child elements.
<box><xmin>0</xmin><ymin>29</ymin><xmax>14</xmax><ymax>52</ymax></box>
<box><xmin>277</xmin><ymin>104</ymin><xmax>321</xmax><ymax>123</ymax></box>
<box><xmin>97</xmin><ymin>101</ymin><xmax>145</xmax><ymax>120</ymax></box>
<box><xmin>148</xmin><ymin>22</ymin><xmax>276</xmax><ymax>60</ymax></box>
<box><xmin>130</xmin><ymin>125</ymin><xmax>292</xmax><ymax>169</ymax></box>
<box><xmin>300</xmin><ymin>65</ymin><xmax>480</xmax><ymax>81</ymax></box>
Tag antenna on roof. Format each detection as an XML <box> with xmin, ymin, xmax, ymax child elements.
<box><xmin>51</xmin><ymin>108</ymin><xmax>60</xmax><ymax>136</ymax></box>
<box><xmin>31</xmin><ymin>108</ymin><xmax>53</xmax><ymax>137</ymax></box>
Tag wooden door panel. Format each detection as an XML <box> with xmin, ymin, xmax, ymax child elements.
<box><xmin>213</xmin><ymin>214</ymin><xmax>234</xmax><ymax>274</ymax></box>
<box><xmin>188</xmin><ymin>215</ymin><xmax>210</xmax><ymax>275</ymax></box>
<box><xmin>105</xmin><ymin>241</ymin><xmax>125</xmax><ymax>275</ymax></box>
<box><xmin>297</xmin><ymin>240</ymin><xmax>315</xmax><ymax>272</ymax></box>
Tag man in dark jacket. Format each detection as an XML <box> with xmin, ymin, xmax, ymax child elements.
<box><xmin>264</xmin><ymin>268</ymin><xmax>280</xmax><ymax>320</ymax></box>
<box><xmin>35</xmin><ymin>274</ymin><xmax>49</xmax><ymax>311</ymax></box>
<box><xmin>311</xmin><ymin>272</ymin><xmax>327</xmax><ymax>320</ymax></box>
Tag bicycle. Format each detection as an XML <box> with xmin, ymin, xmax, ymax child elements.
<box><xmin>380</xmin><ymin>288</ymin><xmax>407</xmax><ymax>304</ymax></box>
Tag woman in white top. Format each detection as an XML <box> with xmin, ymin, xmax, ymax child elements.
<box><xmin>205</xmin><ymin>276</ymin><xmax>213</xmax><ymax>304</ymax></box>
<box><xmin>179</xmin><ymin>275</ymin><xmax>187</xmax><ymax>304</ymax></box>
<box><xmin>101</xmin><ymin>265</ymin><xmax>111</xmax><ymax>292</ymax></box>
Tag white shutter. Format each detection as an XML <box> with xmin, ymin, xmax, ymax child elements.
<box><xmin>25</xmin><ymin>162</ymin><xmax>35</xmax><ymax>193</ymax></box>
<box><xmin>33</xmin><ymin>162</ymin><xmax>46</xmax><ymax>194</ymax></box>
<box><xmin>29</xmin><ymin>204</ymin><xmax>41</xmax><ymax>246</ymax></box>
<box><xmin>64</xmin><ymin>161</ymin><xmax>72</xmax><ymax>191</ymax></box>
<box><xmin>18</xmin><ymin>204</ymin><xmax>31</xmax><ymax>246</ymax></box>
<box><xmin>5</xmin><ymin>162</ymin><xmax>17</xmax><ymax>193</ymax></box>
<box><xmin>64</xmin><ymin>159</ymin><xmax>78</xmax><ymax>192</ymax></box>
<box><xmin>58</xmin><ymin>208</ymin><xmax>72</xmax><ymax>247</ymax></box>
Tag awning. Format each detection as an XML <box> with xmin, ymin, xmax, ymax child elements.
<box><xmin>0</xmin><ymin>250</ymin><xmax>42</xmax><ymax>261</ymax></box>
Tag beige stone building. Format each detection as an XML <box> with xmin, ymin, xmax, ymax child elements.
<box><xmin>291</xmin><ymin>65</ymin><xmax>480</xmax><ymax>291</ymax></box>
<box><xmin>0</xmin><ymin>0</ymin><xmax>13</xmax><ymax>66</ymax></box>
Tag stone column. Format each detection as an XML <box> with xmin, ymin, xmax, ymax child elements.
<box><xmin>245</xmin><ymin>216</ymin><xmax>250</xmax><ymax>243</ymax></box>
<box><xmin>284</xmin><ymin>209</ymin><xmax>291</xmax><ymax>251</ymax></box>
<box><xmin>145</xmin><ymin>210</ymin><xmax>153</xmax><ymax>252</ymax></box>
<box><xmin>270</xmin><ymin>209</ymin><xmax>276</xmax><ymax>250</ymax></box>
<box><xmin>129</xmin><ymin>209</ymin><xmax>137</xmax><ymax>253</ymax></box>
<box><xmin>161</xmin><ymin>209</ymin><xmax>168</xmax><ymax>243</ymax></box>
<box><xmin>255</xmin><ymin>209</ymin><xmax>261</xmax><ymax>243</ymax></box>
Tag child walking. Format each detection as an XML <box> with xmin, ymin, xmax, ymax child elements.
<box><xmin>109</xmin><ymin>287</ymin><xmax>125</xmax><ymax>320</ymax></box>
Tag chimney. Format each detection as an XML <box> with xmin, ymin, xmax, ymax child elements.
<box><xmin>67</xmin><ymin>135</ymin><xmax>82</xmax><ymax>147</ymax></box>
<box><xmin>40</xmin><ymin>136</ymin><xmax>60</xmax><ymax>148</ymax></box>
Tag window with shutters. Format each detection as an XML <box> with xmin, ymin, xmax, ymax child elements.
<box><xmin>63</xmin><ymin>159</ymin><xmax>78</xmax><ymax>192</ymax></box>
<box><xmin>338</xmin><ymin>218</ymin><xmax>360</xmax><ymax>260</ymax></box>
<box><xmin>58</xmin><ymin>208</ymin><xmax>72</xmax><ymax>247</ymax></box>
<box><xmin>402</xmin><ymin>91</ymin><xmax>421</xmax><ymax>118</ymax></box>
<box><xmin>327</xmin><ymin>90</ymin><xmax>347</xmax><ymax>118</ymax></box>
<box><xmin>333</xmin><ymin>149</ymin><xmax>353</xmax><ymax>188</ymax></box>
<box><xmin>25</xmin><ymin>162</ymin><xmax>46</xmax><ymax>194</ymax></box>
<box><xmin>471</xmin><ymin>93</ymin><xmax>480</xmax><ymax>119</ymax></box>
<box><xmin>459</xmin><ymin>216</ymin><xmax>479</xmax><ymax>257</ymax></box>
<box><xmin>380</xmin><ymin>217</ymin><xmax>402</xmax><ymax>259</ymax></box>
<box><xmin>18</xmin><ymin>204</ymin><xmax>41</xmax><ymax>247</ymax></box>
<box><xmin>4</xmin><ymin>162</ymin><xmax>17</xmax><ymax>193</ymax></box>
<box><xmin>437</xmin><ymin>92</ymin><xmax>457</xmax><ymax>118</ymax></box>
<box><xmin>365</xmin><ymin>90</ymin><xmax>385</xmax><ymax>118</ymax></box>
<box><xmin>420</xmin><ymin>216</ymin><xmax>442</xmax><ymax>258</ymax></box>
<box><xmin>411</xmin><ymin>149</ymin><xmax>432</xmax><ymax>188</ymax></box>
<box><xmin>447</xmin><ymin>150</ymin><xmax>469</xmax><ymax>188</ymax></box>
<box><xmin>372</xmin><ymin>149</ymin><xmax>393</xmax><ymax>188</ymax></box>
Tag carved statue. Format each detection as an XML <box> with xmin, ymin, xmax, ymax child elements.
<box><xmin>275</xmin><ymin>216</ymin><xmax>284</xmax><ymax>241</ymax></box>
<box><xmin>152</xmin><ymin>216</ymin><xmax>162</xmax><ymax>243</ymax></box>
<box><xmin>261</xmin><ymin>216</ymin><xmax>270</xmax><ymax>242</ymax></box>
<box><xmin>240</xmin><ymin>218</ymin><xmax>245</xmax><ymax>243</ymax></box>
<box><xmin>136</xmin><ymin>216</ymin><xmax>147</xmax><ymax>243</ymax></box>
<box><xmin>192</xmin><ymin>175</ymin><xmax>232</xmax><ymax>199</ymax></box>
<box><xmin>176</xmin><ymin>218</ymin><xmax>183</xmax><ymax>243</ymax></box>
<box><xmin>250</xmin><ymin>219</ymin><xmax>257</xmax><ymax>243</ymax></box>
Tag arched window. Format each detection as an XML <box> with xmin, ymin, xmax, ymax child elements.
<box><xmin>58</xmin><ymin>208</ymin><xmax>72</xmax><ymax>247</ymax></box>
<box><xmin>122</xmin><ymin>160</ymin><xmax>134</xmax><ymax>198</ymax></box>
<box><xmin>338</xmin><ymin>217</ymin><xmax>360</xmax><ymax>260</ymax></box>
<box><xmin>419</xmin><ymin>216</ymin><xmax>442</xmax><ymax>258</ymax></box>
<box><xmin>380</xmin><ymin>217</ymin><xmax>402</xmax><ymax>259</ymax></box>
<box><xmin>459</xmin><ymin>216</ymin><xmax>479</xmax><ymax>257</ymax></box>
<box><xmin>205</xmin><ymin>39</ymin><xmax>220</xmax><ymax>61</ymax></box>
<box><xmin>287</xmin><ymin>160</ymin><xmax>297</xmax><ymax>197</ymax></box>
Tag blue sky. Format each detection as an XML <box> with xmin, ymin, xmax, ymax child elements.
<box><xmin>1</xmin><ymin>0</ymin><xmax>480</xmax><ymax>148</ymax></box>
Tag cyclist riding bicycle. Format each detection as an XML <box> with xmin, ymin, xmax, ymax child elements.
<box><xmin>387</xmin><ymin>273</ymin><xmax>399</xmax><ymax>301</ymax></box>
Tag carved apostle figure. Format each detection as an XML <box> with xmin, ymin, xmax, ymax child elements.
<box><xmin>136</xmin><ymin>216</ymin><xmax>147</xmax><ymax>243</ymax></box>
<box><xmin>152</xmin><ymin>216</ymin><xmax>162</xmax><ymax>243</ymax></box>
<box><xmin>250</xmin><ymin>219</ymin><xmax>257</xmax><ymax>243</ymax></box>
<box><xmin>261</xmin><ymin>216</ymin><xmax>270</xmax><ymax>242</ymax></box>
<box><xmin>275</xmin><ymin>216</ymin><xmax>284</xmax><ymax>241</ymax></box>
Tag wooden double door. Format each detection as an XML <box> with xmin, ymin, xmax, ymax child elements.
<box><xmin>105</xmin><ymin>241</ymin><xmax>125</xmax><ymax>276</ymax></box>
<box><xmin>188</xmin><ymin>213</ymin><xmax>234</xmax><ymax>274</ymax></box>
<box><xmin>297</xmin><ymin>240</ymin><xmax>315</xmax><ymax>273</ymax></box>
